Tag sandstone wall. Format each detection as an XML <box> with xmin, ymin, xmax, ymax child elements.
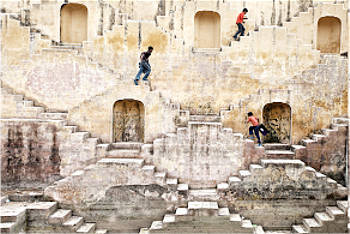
<box><xmin>0</xmin><ymin>119</ymin><xmax>62</xmax><ymax>186</ymax></box>
<box><xmin>0</xmin><ymin>1</ymin><xmax>348</xmax><ymax>145</ymax></box>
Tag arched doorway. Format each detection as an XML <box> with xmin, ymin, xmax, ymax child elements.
<box><xmin>194</xmin><ymin>11</ymin><xmax>221</xmax><ymax>48</ymax></box>
<box><xmin>263</xmin><ymin>103</ymin><xmax>291</xmax><ymax>144</ymax></box>
<box><xmin>317</xmin><ymin>17</ymin><xmax>341</xmax><ymax>53</ymax></box>
<box><xmin>60</xmin><ymin>3</ymin><xmax>88</xmax><ymax>43</ymax></box>
<box><xmin>113</xmin><ymin>100</ymin><xmax>144</xmax><ymax>142</ymax></box>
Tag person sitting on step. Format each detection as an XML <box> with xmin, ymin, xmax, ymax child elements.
<box><xmin>134</xmin><ymin>46</ymin><xmax>153</xmax><ymax>85</ymax></box>
<box><xmin>247</xmin><ymin>112</ymin><xmax>269</xmax><ymax>147</ymax></box>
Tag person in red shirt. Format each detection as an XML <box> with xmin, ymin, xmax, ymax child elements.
<box><xmin>247</xmin><ymin>112</ymin><xmax>269</xmax><ymax>146</ymax></box>
<box><xmin>233</xmin><ymin>8</ymin><xmax>248</xmax><ymax>41</ymax></box>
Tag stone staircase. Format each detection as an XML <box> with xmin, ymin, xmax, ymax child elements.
<box><xmin>291</xmin><ymin>200</ymin><xmax>348</xmax><ymax>233</ymax></box>
<box><xmin>140</xmin><ymin>201</ymin><xmax>255</xmax><ymax>233</ymax></box>
<box><xmin>0</xmin><ymin>193</ymin><xmax>108</xmax><ymax>233</ymax></box>
<box><xmin>226</xmin><ymin>158</ymin><xmax>347</xmax><ymax>200</ymax></box>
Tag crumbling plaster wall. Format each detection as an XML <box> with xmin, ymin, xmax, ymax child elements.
<box><xmin>0</xmin><ymin>120</ymin><xmax>62</xmax><ymax>186</ymax></box>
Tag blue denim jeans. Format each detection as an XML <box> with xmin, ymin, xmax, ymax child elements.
<box><xmin>135</xmin><ymin>62</ymin><xmax>151</xmax><ymax>81</ymax></box>
<box><xmin>249</xmin><ymin>124</ymin><xmax>269</xmax><ymax>144</ymax></box>
<box><xmin>234</xmin><ymin>23</ymin><xmax>245</xmax><ymax>38</ymax></box>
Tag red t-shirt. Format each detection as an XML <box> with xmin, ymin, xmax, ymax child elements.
<box><xmin>236</xmin><ymin>12</ymin><xmax>245</xmax><ymax>24</ymax></box>
<box><xmin>248</xmin><ymin>116</ymin><xmax>259</xmax><ymax>126</ymax></box>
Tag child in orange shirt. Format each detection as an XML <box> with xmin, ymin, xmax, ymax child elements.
<box><xmin>247</xmin><ymin>112</ymin><xmax>269</xmax><ymax>146</ymax></box>
<box><xmin>233</xmin><ymin>8</ymin><xmax>248</xmax><ymax>41</ymax></box>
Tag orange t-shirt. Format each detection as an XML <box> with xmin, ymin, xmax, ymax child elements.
<box><xmin>236</xmin><ymin>12</ymin><xmax>245</xmax><ymax>24</ymax></box>
<box><xmin>248</xmin><ymin>116</ymin><xmax>259</xmax><ymax>126</ymax></box>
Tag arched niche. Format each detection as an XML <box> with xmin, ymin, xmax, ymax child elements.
<box><xmin>194</xmin><ymin>11</ymin><xmax>221</xmax><ymax>48</ymax></box>
<box><xmin>113</xmin><ymin>99</ymin><xmax>145</xmax><ymax>143</ymax></box>
<box><xmin>317</xmin><ymin>16</ymin><xmax>341</xmax><ymax>53</ymax></box>
<box><xmin>60</xmin><ymin>3</ymin><xmax>88</xmax><ymax>43</ymax></box>
<box><xmin>263</xmin><ymin>102</ymin><xmax>291</xmax><ymax>144</ymax></box>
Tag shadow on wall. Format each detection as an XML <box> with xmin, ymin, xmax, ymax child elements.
<box><xmin>113</xmin><ymin>99</ymin><xmax>145</xmax><ymax>143</ymax></box>
<box><xmin>263</xmin><ymin>102</ymin><xmax>291</xmax><ymax>144</ymax></box>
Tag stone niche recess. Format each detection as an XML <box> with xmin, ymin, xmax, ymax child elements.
<box><xmin>60</xmin><ymin>3</ymin><xmax>88</xmax><ymax>43</ymax></box>
<box><xmin>317</xmin><ymin>16</ymin><xmax>341</xmax><ymax>54</ymax></box>
<box><xmin>263</xmin><ymin>102</ymin><xmax>291</xmax><ymax>144</ymax></box>
<box><xmin>113</xmin><ymin>99</ymin><xmax>145</xmax><ymax>143</ymax></box>
<box><xmin>194</xmin><ymin>11</ymin><xmax>221</xmax><ymax>48</ymax></box>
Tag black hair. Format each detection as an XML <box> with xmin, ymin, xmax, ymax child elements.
<box><xmin>243</xmin><ymin>8</ymin><xmax>248</xmax><ymax>12</ymax></box>
<box><xmin>148</xmin><ymin>46</ymin><xmax>154</xmax><ymax>50</ymax></box>
<box><xmin>247</xmin><ymin>112</ymin><xmax>253</xmax><ymax>116</ymax></box>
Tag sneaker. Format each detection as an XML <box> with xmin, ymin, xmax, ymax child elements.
<box><xmin>249</xmin><ymin>136</ymin><xmax>254</xmax><ymax>140</ymax></box>
<box><xmin>134</xmin><ymin>79</ymin><xmax>138</xmax><ymax>85</ymax></box>
<box><xmin>258</xmin><ymin>143</ymin><xmax>262</xmax><ymax>147</ymax></box>
<box><xmin>142</xmin><ymin>78</ymin><xmax>149</xmax><ymax>81</ymax></box>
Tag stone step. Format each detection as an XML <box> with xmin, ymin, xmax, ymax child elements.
<box><xmin>218</xmin><ymin>208</ymin><xmax>230</xmax><ymax>216</ymax></box>
<box><xmin>166</xmin><ymin>178</ymin><xmax>178</xmax><ymax>186</ymax></box>
<box><xmin>189</xmin><ymin>189</ymin><xmax>219</xmax><ymax>201</ymax></box>
<box><xmin>241</xmin><ymin>219</ymin><xmax>253</xmax><ymax>229</ymax></box>
<box><xmin>301</xmin><ymin>139</ymin><xmax>316</xmax><ymax>146</ymax></box>
<box><xmin>292</xmin><ymin>225</ymin><xmax>308</xmax><ymax>233</ymax></box>
<box><xmin>77</xmin><ymin>222</ymin><xmax>96</xmax><ymax>233</ymax></box>
<box><xmin>189</xmin><ymin>115</ymin><xmax>221</xmax><ymax>122</ymax></box>
<box><xmin>177</xmin><ymin>184</ymin><xmax>189</xmax><ymax>192</ymax></box>
<box><xmin>175</xmin><ymin>208</ymin><xmax>188</xmax><ymax>216</ymax></box>
<box><xmin>150</xmin><ymin>221</ymin><xmax>163</xmax><ymax>230</ymax></box>
<box><xmin>109</xmin><ymin>142</ymin><xmax>142</xmax><ymax>150</ymax></box>
<box><xmin>188</xmin><ymin>201</ymin><xmax>219</xmax><ymax>210</ymax></box>
<box><xmin>154</xmin><ymin>172</ymin><xmax>166</xmax><ymax>184</ymax></box>
<box><xmin>312</xmin><ymin>134</ymin><xmax>326</xmax><ymax>142</ymax></box>
<box><xmin>321</xmin><ymin>128</ymin><xmax>338</xmax><ymax>136</ymax></box>
<box><xmin>142</xmin><ymin>165</ymin><xmax>155</xmax><ymax>174</ymax></box>
<box><xmin>326</xmin><ymin>206</ymin><xmax>345</xmax><ymax>218</ymax></box>
<box><xmin>163</xmin><ymin>214</ymin><xmax>176</xmax><ymax>224</ymax></box>
<box><xmin>7</xmin><ymin>190</ymin><xmax>44</xmax><ymax>202</ymax></box>
<box><xmin>302</xmin><ymin>218</ymin><xmax>321</xmax><ymax>232</ymax></box>
<box><xmin>17</xmin><ymin>100</ymin><xmax>33</xmax><ymax>107</ymax></box>
<box><xmin>48</xmin><ymin>209</ymin><xmax>72</xmax><ymax>224</ymax></box>
<box><xmin>229</xmin><ymin>214</ymin><xmax>242</xmax><ymax>222</ymax></box>
<box><xmin>217</xmin><ymin>183</ymin><xmax>229</xmax><ymax>191</ymax></box>
<box><xmin>95</xmin><ymin>229</ymin><xmax>108</xmax><ymax>234</ymax></box>
<box><xmin>0</xmin><ymin>207</ymin><xmax>26</xmax><ymax>222</ymax></box>
<box><xmin>97</xmin><ymin>158</ymin><xmax>145</xmax><ymax>167</ymax></box>
<box><xmin>291</xmin><ymin>145</ymin><xmax>306</xmax><ymax>152</ymax></box>
<box><xmin>254</xmin><ymin>225</ymin><xmax>265</xmax><ymax>234</ymax></box>
<box><xmin>228</xmin><ymin>176</ymin><xmax>241</xmax><ymax>187</ymax></box>
<box><xmin>263</xmin><ymin>143</ymin><xmax>290</xmax><ymax>150</ymax></box>
<box><xmin>260</xmin><ymin>159</ymin><xmax>305</xmax><ymax>168</ymax></box>
<box><xmin>249</xmin><ymin>164</ymin><xmax>263</xmax><ymax>173</ymax></box>
<box><xmin>39</xmin><ymin>112</ymin><xmax>68</xmax><ymax>120</ymax></box>
<box><xmin>336</xmin><ymin>201</ymin><xmax>348</xmax><ymax>213</ymax></box>
<box><xmin>71</xmin><ymin>132</ymin><xmax>91</xmax><ymax>141</ymax></box>
<box><xmin>332</xmin><ymin>117</ymin><xmax>349</xmax><ymax>125</ymax></box>
<box><xmin>63</xmin><ymin>125</ymin><xmax>78</xmax><ymax>133</ymax></box>
<box><xmin>239</xmin><ymin>170</ymin><xmax>251</xmax><ymax>178</ymax></box>
<box><xmin>314</xmin><ymin>212</ymin><xmax>333</xmax><ymax>225</ymax></box>
<box><xmin>63</xmin><ymin>216</ymin><xmax>84</xmax><ymax>231</ymax></box>
<box><xmin>106</xmin><ymin>149</ymin><xmax>140</xmax><ymax>158</ymax></box>
<box><xmin>265</xmin><ymin>150</ymin><xmax>295</xmax><ymax>158</ymax></box>
<box><xmin>2</xmin><ymin>94</ymin><xmax>24</xmax><ymax>101</ymax></box>
<box><xmin>0</xmin><ymin>222</ymin><xmax>17</xmax><ymax>233</ymax></box>
<box><xmin>26</xmin><ymin>202</ymin><xmax>58</xmax><ymax>219</ymax></box>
